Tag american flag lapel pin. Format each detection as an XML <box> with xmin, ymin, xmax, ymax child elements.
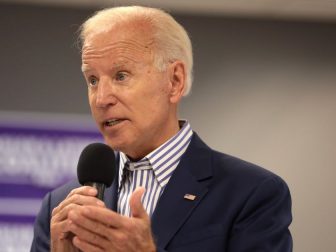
<box><xmin>184</xmin><ymin>194</ymin><xmax>196</xmax><ymax>201</ymax></box>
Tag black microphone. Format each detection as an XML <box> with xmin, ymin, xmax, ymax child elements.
<box><xmin>77</xmin><ymin>143</ymin><xmax>116</xmax><ymax>200</ymax></box>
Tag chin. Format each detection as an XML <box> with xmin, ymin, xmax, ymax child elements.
<box><xmin>104</xmin><ymin>137</ymin><xmax>127</xmax><ymax>152</ymax></box>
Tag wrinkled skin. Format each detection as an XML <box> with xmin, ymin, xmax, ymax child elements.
<box><xmin>51</xmin><ymin>187</ymin><xmax>155</xmax><ymax>252</ymax></box>
<box><xmin>50</xmin><ymin>186</ymin><xmax>103</xmax><ymax>252</ymax></box>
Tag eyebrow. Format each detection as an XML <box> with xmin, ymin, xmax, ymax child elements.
<box><xmin>81</xmin><ymin>59</ymin><xmax>136</xmax><ymax>74</ymax></box>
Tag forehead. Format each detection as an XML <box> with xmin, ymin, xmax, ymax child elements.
<box><xmin>82</xmin><ymin>20</ymin><xmax>155</xmax><ymax>54</ymax></box>
<box><xmin>81</xmin><ymin>22</ymin><xmax>155</xmax><ymax>70</ymax></box>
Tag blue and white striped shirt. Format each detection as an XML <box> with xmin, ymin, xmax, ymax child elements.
<box><xmin>117</xmin><ymin>121</ymin><xmax>193</xmax><ymax>217</ymax></box>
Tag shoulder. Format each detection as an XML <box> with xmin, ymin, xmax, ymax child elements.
<box><xmin>189</xmin><ymin>132</ymin><xmax>289</xmax><ymax>193</ymax></box>
<box><xmin>207</xmin><ymin>150</ymin><xmax>292</xmax><ymax>227</ymax></box>
<box><xmin>212</xmin><ymin>147</ymin><xmax>288</xmax><ymax>190</ymax></box>
<box><xmin>212</xmin><ymin>150</ymin><xmax>280</xmax><ymax>182</ymax></box>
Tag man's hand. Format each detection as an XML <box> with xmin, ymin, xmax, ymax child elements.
<box><xmin>50</xmin><ymin>186</ymin><xmax>106</xmax><ymax>252</ymax></box>
<box><xmin>68</xmin><ymin>187</ymin><xmax>156</xmax><ymax>252</ymax></box>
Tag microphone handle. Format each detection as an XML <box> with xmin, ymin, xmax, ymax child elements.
<box><xmin>84</xmin><ymin>182</ymin><xmax>106</xmax><ymax>200</ymax></box>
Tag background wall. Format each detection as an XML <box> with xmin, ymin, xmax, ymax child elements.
<box><xmin>1</xmin><ymin>3</ymin><xmax>336</xmax><ymax>251</ymax></box>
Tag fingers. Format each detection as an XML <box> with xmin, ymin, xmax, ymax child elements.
<box><xmin>76</xmin><ymin>205</ymin><xmax>125</xmax><ymax>229</ymax></box>
<box><xmin>73</xmin><ymin>236</ymin><xmax>104</xmax><ymax>252</ymax></box>
<box><xmin>68</xmin><ymin>207</ymin><xmax>120</xmax><ymax>250</ymax></box>
<box><xmin>68</xmin><ymin>206</ymin><xmax>149</xmax><ymax>251</ymax></box>
<box><xmin>50</xmin><ymin>186</ymin><xmax>105</xmax><ymax>250</ymax></box>
<box><xmin>51</xmin><ymin>186</ymin><xmax>105</xmax><ymax>241</ymax></box>
<box><xmin>69</xmin><ymin>218</ymin><xmax>109</xmax><ymax>248</ymax></box>
<box><xmin>68</xmin><ymin>197</ymin><xmax>156</xmax><ymax>252</ymax></box>
<box><xmin>70</xmin><ymin>187</ymin><xmax>148</xmax><ymax>230</ymax></box>
<box><xmin>130</xmin><ymin>187</ymin><xmax>147</xmax><ymax>219</ymax></box>
<box><xmin>51</xmin><ymin>219</ymin><xmax>70</xmax><ymax>238</ymax></box>
<box><xmin>53</xmin><ymin>186</ymin><xmax>96</xmax><ymax>215</ymax></box>
<box><xmin>67</xmin><ymin>186</ymin><xmax>98</xmax><ymax>198</ymax></box>
<box><xmin>68</xmin><ymin>208</ymin><xmax>111</xmax><ymax>239</ymax></box>
<box><xmin>52</xmin><ymin>186</ymin><xmax>104</xmax><ymax>221</ymax></box>
<box><xmin>62</xmin><ymin>186</ymin><xmax>99</xmax><ymax>208</ymax></box>
<box><xmin>53</xmin><ymin>196</ymin><xmax>105</xmax><ymax>222</ymax></box>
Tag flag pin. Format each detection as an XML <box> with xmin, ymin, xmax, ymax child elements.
<box><xmin>184</xmin><ymin>194</ymin><xmax>196</xmax><ymax>201</ymax></box>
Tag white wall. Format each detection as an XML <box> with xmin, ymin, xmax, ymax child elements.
<box><xmin>180</xmin><ymin>17</ymin><xmax>336</xmax><ymax>252</ymax></box>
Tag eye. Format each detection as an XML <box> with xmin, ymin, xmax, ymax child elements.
<box><xmin>116</xmin><ymin>72</ymin><xmax>127</xmax><ymax>81</ymax></box>
<box><xmin>88</xmin><ymin>76</ymin><xmax>98</xmax><ymax>87</ymax></box>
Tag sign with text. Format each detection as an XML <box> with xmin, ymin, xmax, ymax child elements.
<box><xmin>0</xmin><ymin>114</ymin><xmax>102</xmax><ymax>251</ymax></box>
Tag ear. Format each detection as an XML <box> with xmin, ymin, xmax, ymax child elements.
<box><xmin>168</xmin><ymin>60</ymin><xmax>186</xmax><ymax>104</ymax></box>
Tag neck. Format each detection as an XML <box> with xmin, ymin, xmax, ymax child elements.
<box><xmin>127</xmin><ymin>119</ymin><xmax>180</xmax><ymax>160</ymax></box>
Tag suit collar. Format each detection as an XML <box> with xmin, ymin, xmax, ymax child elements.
<box><xmin>151</xmin><ymin>133</ymin><xmax>213</xmax><ymax>248</ymax></box>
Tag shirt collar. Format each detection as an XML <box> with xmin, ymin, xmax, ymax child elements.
<box><xmin>118</xmin><ymin>120</ymin><xmax>193</xmax><ymax>188</ymax></box>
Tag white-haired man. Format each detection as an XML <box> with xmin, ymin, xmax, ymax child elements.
<box><xmin>31</xmin><ymin>6</ymin><xmax>292</xmax><ymax>252</ymax></box>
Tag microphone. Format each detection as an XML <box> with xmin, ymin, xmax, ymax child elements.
<box><xmin>77</xmin><ymin>143</ymin><xmax>116</xmax><ymax>200</ymax></box>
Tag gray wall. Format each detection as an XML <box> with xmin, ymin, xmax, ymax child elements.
<box><xmin>1</xmin><ymin>3</ymin><xmax>336</xmax><ymax>251</ymax></box>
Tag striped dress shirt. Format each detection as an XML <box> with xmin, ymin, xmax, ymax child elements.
<box><xmin>117</xmin><ymin>121</ymin><xmax>193</xmax><ymax>217</ymax></box>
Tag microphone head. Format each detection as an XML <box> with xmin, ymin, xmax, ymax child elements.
<box><xmin>77</xmin><ymin>143</ymin><xmax>116</xmax><ymax>187</ymax></box>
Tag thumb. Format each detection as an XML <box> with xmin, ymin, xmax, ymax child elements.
<box><xmin>130</xmin><ymin>187</ymin><xmax>147</xmax><ymax>219</ymax></box>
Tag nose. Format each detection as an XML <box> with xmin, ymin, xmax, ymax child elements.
<box><xmin>95</xmin><ymin>77</ymin><xmax>118</xmax><ymax>108</ymax></box>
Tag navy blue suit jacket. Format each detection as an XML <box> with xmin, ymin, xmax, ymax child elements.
<box><xmin>31</xmin><ymin>133</ymin><xmax>292</xmax><ymax>251</ymax></box>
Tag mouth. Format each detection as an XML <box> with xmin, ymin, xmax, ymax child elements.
<box><xmin>104</xmin><ymin>119</ymin><xmax>124</xmax><ymax>127</ymax></box>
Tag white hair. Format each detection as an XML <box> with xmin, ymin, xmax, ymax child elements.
<box><xmin>79</xmin><ymin>6</ymin><xmax>193</xmax><ymax>96</ymax></box>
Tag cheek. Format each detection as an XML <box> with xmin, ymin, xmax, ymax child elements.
<box><xmin>148</xmin><ymin>86</ymin><xmax>170</xmax><ymax>115</ymax></box>
<box><xmin>142</xmin><ymin>96</ymin><xmax>170</xmax><ymax>123</ymax></box>
<box><xmin>88</xmin><ymin>94</ymin><xmax>99</xmax><ymax>120</ymax></box>
<box><xmin>130</xmin><ymin>96</ymin><xmax>161</xmax><ymax>129</ymax></box>
<box><xmin>88</xmin><ymin>92</ymin><xmax>96</xmax><ymax>109</ymax></box>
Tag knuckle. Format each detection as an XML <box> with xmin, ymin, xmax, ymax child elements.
<box><xmin>92</xmin><ymin>247</ymin><xmax>102</xmax><ymax>252</ymax></box>
<box><xmin>93</xmin><ymin>221</ymin><xmax>100</xmax><ymax>232</ymax></box>
<box><xmin>92</xmin><ymin>233</ymin><xmax>98</xmax><ymax>242</ymax></box>
<box><xmin>72</xmin><ymin>194</ymin><xmax>80</xmax><ymax>202</ymax></box>
<box><xmin>82</xmin><ymin>186</ymin><xmax>91</xmax><ymax>193</ymax></box>
<box><xmin>123</xmin><ymin>220</ymin><xmax>134</xmax><ymax>230</ymax></box>
<box><xmin>116</xmin><ymin>233</ymin><xmax>127</xmax><ymax>244</ymax></box>
<box><xmin>51</xmin><ymin>206</ymin><xmax>58</xmax><ymax>216</ymax></box>
<box><xmin>84</xmin><ymin>185</ymin><xmax>91</xmax><ymax>191</ymax></box>
<box><xmin>65</xmin><ymin>203</ymin><xmax>76</xmax><ymax>213</ymax></box>
<box><xmin>65</xmin><ymin>204</ymin><xmax>71</xmax><ymax>212</ymax></box>
<box><xmin>58</xmin><ymin>201</ymin><xmax>65</xmax><ymax>209</ymax></box>
<box><xmin>68</xmin><ymin>189</ymin><xmax>76</xmax><ymax>197</ymax></box>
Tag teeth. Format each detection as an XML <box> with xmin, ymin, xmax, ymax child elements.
<box><xmin>105</xmin><ymin>119</ymin><xmax>121</xmax><ymax>126</ymax></box>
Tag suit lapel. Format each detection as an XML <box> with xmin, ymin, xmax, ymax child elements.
<box><xmin>104</xmin><ymin>152</ymin><xmax>120</xmax><ymax>211</ymax></box>
<box><xmin>151</xmin><ymin>133</ymin><xmax>213</xmax><ymax>248</ymax></box>
<box><xmin>103</xmin><ymin>177</ymin><xmax>118</xmax><ymax>211</ymax></box>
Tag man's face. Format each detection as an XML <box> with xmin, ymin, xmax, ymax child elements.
<box><xmin>81</xmin><ymin>23</ymin><xmax>180</xmax><ymax>159</ymax></box>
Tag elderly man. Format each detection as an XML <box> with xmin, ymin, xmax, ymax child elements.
<box><xmin>31</xmin><ymin>6</ymin><xmax>292</xmax><ymax>252</ymax></box>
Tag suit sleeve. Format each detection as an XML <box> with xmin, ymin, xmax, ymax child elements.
<box><xmin>30</xmin><ymin>192</ymin><xmax>51</xmax><ymax>252</ymax></box>
<box><xmin>227</xmin><ymin>175</ymin><xmax>293</xmax><ymax>252</ymax></box>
